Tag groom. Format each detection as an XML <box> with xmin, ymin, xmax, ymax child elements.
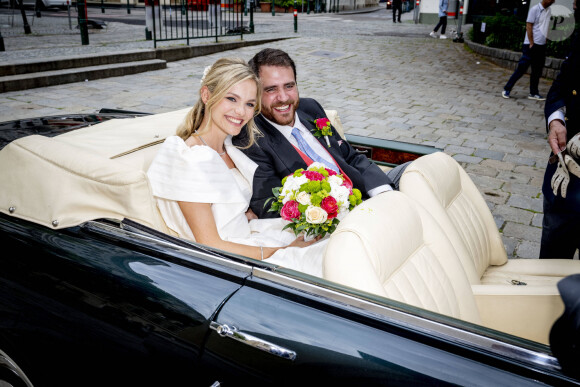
<box><xmin>233</xmin><ymin>48</ymin><xmax>407</xmax><ymax>219</ymax></box>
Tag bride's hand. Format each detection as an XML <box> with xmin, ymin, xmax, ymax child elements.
<box><xmin>245</xmin><ymin>208</ymin><xmax>258</xmax><ymax>221</ymax></box>
<box><xmin>288</xmin><ymin>235</ymin><xmax>321</xmax><ymax>248</ymax></box>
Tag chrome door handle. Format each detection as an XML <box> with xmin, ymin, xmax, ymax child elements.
<box><xmin>209</xmin><ymin>322</ymin><xmax>296</xmax><ymax>361</ymax></box>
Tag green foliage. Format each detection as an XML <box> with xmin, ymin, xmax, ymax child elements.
<box><xmin>481</xmin><ymin>14</ymin><xmax>525</xmax><ymax>51</ymax></box>
<box><xmin>467</xmin><ymin>26</ymin><xmax>475</xmax><ymax>42</ymax></box>
<box><xmin>272</xmin><ymin>0</ymin><xmax>305</xmax><ymax>8</ymax></box>
<box><xmin>470</xmin><ymin>13</ymin><xmax>575</xmax><ymax>59</ymax></box>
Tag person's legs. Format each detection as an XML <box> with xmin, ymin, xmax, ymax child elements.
<box><xmin>540</xmin><ymin>161</ymin><xmax>580</xmax><ymax>258</ymax></box>
<box><xmin>440</xmin><ymin>16</ymin><xmax>447</xmax><ymax>34</ymax></box>
<box><xmin>529</xmin><ymin>44</ymin><xmax>546</xmax><ymax>95</ymax></box>
<box><xmin>396</xmin><ymin>3</ymin><xmax>402</xmax><ymax>21</ymax></box>
<box><xmin>504</xmin><ymin>44</ymin><xmax>532</xmax><ymax>92</ymax></box>
<box><xmin>433</xmin><ymin>16</ymin><xmax>444</xmax><ymax>32</ymax></box>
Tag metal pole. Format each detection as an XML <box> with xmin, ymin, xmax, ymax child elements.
<box><xmin>249</xmin><ymin>0</ymin><xmax>254</xmax><ymax>32</ymax></box>
<box><xmin>214</xmin><ymin>1</ymin><xmax>218</xmax><ymax>43</ymax></box>
<box><xmin>77</xmin><ymin>0</ymin><xmax>89</xmax><ymax>45</ymax></box>
<box><xmin>101</xmin><ymin>0</ymin><xmax>105</xmax><ymax>13</ymax></box>
<box><xmin>127</xmin><ymin>0</ymin><xmax>131</xmax><ymax>14</ymax></box>
<box><xmin>16</xmin><ymin>0</ymin><xmax>32</xmax><ymax>34</ymax></box>
<box><xmin>152</xmin><ymin>0</ymin><xmax>157</xmax><ymax>48</ymax></box>
<box><xmin>454</xmin><ymin>0</ymin><xmax>464</xmax><ymax>42</ymax></box>
<box><xmin>293</xmin><ymin>0</ymin><xmax>297</xmax><ymax>32</ymax></box>
<box><xmin>413</xmin><ymin>0</ymin><xmax>419</xmax><ymax>23</ymax></box>
<box><xmin>0</xmin><ymin>30</ymin><xmax>5</xmax><ymax>51</ymax></box>
<box><xmin>271</xmin><ymin>0</ymin><xmax>274</xmax><ymax>15</ymax></box>
<box><xmin>67</xmin><ymin>0</ymin><xmax>72</xmax><ymax>29</ymax></box>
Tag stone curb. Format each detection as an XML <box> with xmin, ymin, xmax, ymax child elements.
<box><xmin>464</xmin><ymin>39</ymin><xmax>563</xmax><ymax>80</ymax></box>
<box><xmin>0</xmin><ymin>36</ymin><xmax>291</xmax><ymax>92</ymax></box>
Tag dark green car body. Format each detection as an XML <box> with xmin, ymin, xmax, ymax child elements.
<box><xmin>0</xmin><ymin>111</ymin><xmax>578</xmax><ymax>387</ymax></box>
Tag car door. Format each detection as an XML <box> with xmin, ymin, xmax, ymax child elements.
<box><xmin>0</xmin><ymin>216</ymin><xmax>251</xmax><ymax>386</ymax></box>
<box><xmin>201</xmin><ymin>267</ymin><xmax>580</xmax><ymax>386</ymax></box>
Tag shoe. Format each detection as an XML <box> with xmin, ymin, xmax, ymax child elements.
<box><xmin>528</xmin><ymin>94</ymin><xmax>546</xmax><ymax>101</ymax></box>
<box><xmin>429</xmin><ymin>31</ymin><xmax>437</xmax><ymax>38</ymax></box>
<box><xmin>440</xmin><ymin>34</ymin><xmax>448</xmax><ymax>39</ymax></box>
<box><xmin>502</xmin><ymin>90</ymin><xmax>510</xmax><ymax>99</ymax></box>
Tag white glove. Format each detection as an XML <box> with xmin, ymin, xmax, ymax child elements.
<box><xmin>567</xmin><ymin>133</ymin><xmax>580</xmax><ymax>159</ymax></box>
<box><xmin>552</xmin><ymin>152</ymin><xmax>570</xmax><ymax>198</ymax></box>
<box><xmin>565</xmin><ymin>153</ymin><xmax>580</xmax><ymax>178</ymax></box>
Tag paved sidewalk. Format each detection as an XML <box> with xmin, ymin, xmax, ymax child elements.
<box><xmin>0</xmin><ymin>6</ymin><xmax>564</xmax><ymax>259</ymax></box>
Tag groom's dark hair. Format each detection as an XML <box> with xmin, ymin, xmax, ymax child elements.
<box><xmin>248</xmin><ymin>48</ymin><xmax>297</xmax><ymax>81</ymax></box>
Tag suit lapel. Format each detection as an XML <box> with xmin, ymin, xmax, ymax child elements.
<box><xmin>255</xmin><ymin>115</ymin><xmax>304</xmax><ymax>171</ymax></box>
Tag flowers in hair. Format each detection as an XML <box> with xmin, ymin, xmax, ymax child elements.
<box><xmin>200</xmin><ymin>65</ymin><xmax>212</xmax><ymax>84</ymax></box>
<box><xmin>266</xmin><ymin>163</ymin><xmax>362</xmax><ymax>239</ymax></box>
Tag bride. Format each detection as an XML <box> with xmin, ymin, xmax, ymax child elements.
<box><xmin>147</xmin><ymin>57</ymin><xmax>326</xmax><ymax>277</ymax></box>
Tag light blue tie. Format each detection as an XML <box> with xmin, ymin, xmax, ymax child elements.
<box><xmin>291</xmin><ymin>127</ymin><xmax>338</xmax><ymax>172</ymax></box>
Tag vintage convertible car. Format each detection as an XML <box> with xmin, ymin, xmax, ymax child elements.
<box><xmin>1</xmin><ymin>108</ymin><xmax>579</xmax><ymax>386</ymax></box>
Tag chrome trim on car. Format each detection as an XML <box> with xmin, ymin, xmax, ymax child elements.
<box><xmin>84</xmin><ymin>220</ymin><xmax>253</xmax><ymax>274</ymax></box>
<box><xmin>252</xmin><ymin>268</ymin><xmax>561</xmax><ymax>372</ymax></box>
<box><xmin>0</xmin><ymin>349</ymin><xmax>34</xmax><ymax>387</ymax></box>
<box><xmin>209</xmin><ymin>322</ymin><xmax>297</xmax><ymax>361</ymax></box>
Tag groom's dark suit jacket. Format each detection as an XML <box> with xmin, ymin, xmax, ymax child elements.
<box><xmin>232</xmin><ymin>98</ymin><xmax>393</xmax><ymax>218</ymax></box>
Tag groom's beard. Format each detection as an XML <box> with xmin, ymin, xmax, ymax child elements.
<box><xmin>261</xmin><ymin>98</ymin><xmax>300</xmax><ymax>127</ymax></box>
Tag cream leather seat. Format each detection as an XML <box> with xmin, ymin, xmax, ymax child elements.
<box><xmin>323</xmin><ymin>191</ymin><xmax>481</xmax><ymax>325</ymax></box>
<box><xmin>399</xmin><ymin>151</ymin><xmax>580</xmax><ymax>287</ymax></box>
<box><xmin>323</xmin><ymin>191</ymin><xmax>564</xmax><ymax>344</ymax></box>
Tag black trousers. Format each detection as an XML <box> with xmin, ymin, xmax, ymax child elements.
<box><xmin>504</xmin><ymin>44</ymin><xmax>546</xmax><ymax>95</ymax></box>
<box><xmin>433</xmin><ymin>16</ymin><xmax>447</xmax><ymax>34</ymax></box>
<box><xmin>392</xmin><ymin>0</ymin><xmax>402</xmax><ymax>21</ymax></box>
<box><xmin>540</xmin><ymin>160</ymin><xmax>580</xmax><ymax>258</ymax></box>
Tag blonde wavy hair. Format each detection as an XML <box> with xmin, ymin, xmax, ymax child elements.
<box><xmin>176</xmin><ymin>57</ymin><xmax>262</xmax><ymax>148</ymax></box>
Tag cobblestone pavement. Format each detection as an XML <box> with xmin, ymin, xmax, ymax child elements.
<box><xmin>0</xmin><ymin>5</ymin><xmax>565</xmax><ymax>259</ymax></box>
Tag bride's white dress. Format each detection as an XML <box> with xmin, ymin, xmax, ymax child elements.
<box><xmin>146</xmin><ymin>135</ymin><xmax>326</xmax><ymax>277</ymax></box>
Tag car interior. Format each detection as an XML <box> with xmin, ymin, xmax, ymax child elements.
<box><xmin>1</xmin><ymin>108</ymin><xmax>579</xmax><ymax>351</ymax></box>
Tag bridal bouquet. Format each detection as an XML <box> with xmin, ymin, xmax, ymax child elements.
<box><xmin>267</xmin><ymin>163</ymin><xmax>363</xmax><ymax>239</ymax></box>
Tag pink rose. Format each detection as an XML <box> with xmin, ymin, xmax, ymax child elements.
<box><xmin>321</xmin><ymin>196</ymin><xmax>338</xmax><ymax>219</ymax></box>
<box><xmin>280</xmin><ymin>200</ymin><xmax>301</xmax><ymax>221</ymax></box>
<box><xmin>303</xmin><ymin>170</ymin><xmax>324</xmax><ymax>181</ymax></box>
<box><xmin>326</xmin><ymin>169</ymin><xmax>337</xmax><ymax>176</ymax></box>
<box><xmin>315</xmin><ymin>118</ymin><xmax>330</xmax><ymax>130</ymax></box>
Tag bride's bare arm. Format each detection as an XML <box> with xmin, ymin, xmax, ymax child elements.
<box><xmin>178</xmin><ymin>201</ymin><xmax>317</xmax><ymax>260</ymax></box>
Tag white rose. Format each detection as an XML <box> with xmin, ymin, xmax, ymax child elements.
<box><xmin>296</xmin><ymin>191</ymin><xmax>311</xmax><ymax>205</ymax></box>
<box><xmin>331</xmin><ymin>185</ymin><xmax>350</xmax><ymax>207</ymax></box>
<box><xmin>327</xmin><ymin>175</ymin><xmax>343</xmax><ymax>187</ymax></box>
<box><xmin>279</xmin><ymin>176</ymin><xmax>299</xmax><ymax>203</ymax></box>
<box><xmin>305</xmin><ymin>206</ymin><xmax>328</xmax><ymax>224</ymax></box>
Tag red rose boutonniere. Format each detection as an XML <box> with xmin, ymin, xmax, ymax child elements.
<box><xmin>311</xmin><ymin>117</ymin><xmax>332</xmax><ymax>147</ymax></box>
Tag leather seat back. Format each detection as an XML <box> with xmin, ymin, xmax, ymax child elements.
<box><xmin>399</xmin><ymin>152</ymin><xmax>508</xmax><ymax>284</ymax></box>
<box><xmin>323</xmin><ymin>191</ymin><xmax>481</xmax><ymax>324</ymax></box>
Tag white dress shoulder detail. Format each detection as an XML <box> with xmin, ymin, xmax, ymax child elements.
<box><xmin>147</xmin><ymin>135</ymin><xmax>325</xmax><ymax>277</ymax></box>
